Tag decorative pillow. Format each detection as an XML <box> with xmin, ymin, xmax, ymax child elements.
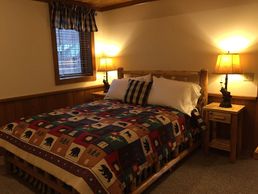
<box><xmin>123</xmin><ymin>79</ymin><xmax>152</xmax><ymax>105</ymax></box>
<box><xmin>104</xmin><ymin>74</ymin><xmax>152</xmax><ymax>100</ymax></box>
<box><xmin>148</xmin><ymin>76</ymin><xmax>201</xmax><ymax>115</ymax></box>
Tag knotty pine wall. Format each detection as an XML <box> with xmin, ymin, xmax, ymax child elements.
<box><xmin>0</xmin><ymin>85</ymin><xmax>103</xmax><ymax>126</ymax></box>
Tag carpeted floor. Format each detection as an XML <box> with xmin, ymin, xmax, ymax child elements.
<box><xmin>0</xmin><ymin>150</ymin><xmax>257</xmax><ymax>194</ymax></box>
<box><xmin>0</xmin><ymin>159</ymin><xmax>34</xmax><ymax>194</ymax></box>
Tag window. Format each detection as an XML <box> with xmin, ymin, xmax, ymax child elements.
<box><xmin>51</xmin><ymin>28</ymin><xmax>96</xmax><ymax>85</ymax></box>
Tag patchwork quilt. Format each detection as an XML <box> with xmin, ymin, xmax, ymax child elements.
<box><xmin>0</xmin><ymin>100</ymin><xmax>200</xmax><ymax>194</ymax></box>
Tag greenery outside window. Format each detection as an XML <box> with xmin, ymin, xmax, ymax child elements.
<box><xmin>51</xmin><ymin>28</ymin><xmax>96</xmax><ymax>85</ymax></box>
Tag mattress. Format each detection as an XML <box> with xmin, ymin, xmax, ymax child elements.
<box><xmin>0</xmin><ymin>100</ymin><xmax>201</xmax><ymax>194</ymax></box>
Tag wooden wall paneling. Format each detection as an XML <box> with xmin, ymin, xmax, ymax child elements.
<box><xmin>25</xmin><ymin>98</ymin><xmax>41</xmax><ymax>117</ymax></box>
<box><xmin>47</xmin><ymin>94</ymin><xmax>59</xmax><ymax>110</ymax></box>
<box><xmin>255</xmin><ymin>102</ymin><xmax>258</xmax><ymax>150</ymax></box>
<box><xmin>0</xmin><ymin>85</ymin><xmax>103</xmax><ymax>126</ymax></box>
<box><xmin>1</xmin><ymin>87</ymin><xmax>257</xmax><ymax>154</ymax></box>
<box><xmin>73</xmin><ymin>90</ymin><xmax>86</xmax><ymax>106</ymax></box>
<box><xmin>14</xmin><ymin>101</ymin><xmax>25</xmax><ymax>120</ymax></box>
<box><xmin>64</xmin><ymin>92</ymin><xmax>73</xmax><ymax>107</ymax></box>
<box><xmin>208</xmin><ymin>94</ymin><xmax>257</xmax><ymax>154</ymax></box>
<box><xmin>52</xmin><ymin>93</ymin><xmax>70</xmax><ymax>109</ymax></box>
<box><xmin>38</xmin><ymin>96</ymin><xmax>49</xmax><ymax>114</ymax></box>
<box><xmin>238</xmin><ymin>98</ymin><xmax>257</xmax><ymax>152</ymax></box>
<box><xmin>84</xmin><ymin>90</ymin><xmax>94</xmax><ymax>103</ymax></box>
<box><xmin>0</xmin><ymin>104</ymin><xmax>6</xmax><ymax>125</ymax></box>
<box><xmin>83</xmin><ymin>90</ymin><xmax>90</xmax><ymax>103</ymax></box>
<box><xmin>4</xmin><ymin>102</ymin><xmax>16</xmax><ymax>124</ymax></box>
<box><xmin>66</xmin><ymin>92</ymin><xmax>74</xmax><ymax>107</ymax></box>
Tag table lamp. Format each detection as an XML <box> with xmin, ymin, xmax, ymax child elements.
<box><xmin>98</xmin><ymin>57</ymin><xmax>115</xmax><ymax>92</ymax></box>
<box><xmin>215</xmin><ymin>52</ymin><xmax>242</xmax><ymax>108</ymax></box>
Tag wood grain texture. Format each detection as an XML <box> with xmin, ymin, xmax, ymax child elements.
<box><xmin>237</xmin><ymin>111</ymin><xmax>244</xmax><ymax>157</ymax></box>
<box><xmin>198</xmin><ymin>69</ymin><xmax>208</xmax><ymax>115</ymax></box>
<box><xmin>230</xmin><ymin>114</ymin><xmax>238</xmax><ymax>162</ymax></box>
<box><xmin>255</xmin><ymin>102</ymin><xmax>258</xmax><ymax>154</ymax></box>
<box><xmin>204</xmin><ymin>102</ymin><xmax>245</xmax><ymax>114</ymax></box>
<box><xmin>0</xmin><ymin>85</ymin><xmax>103</xmax><ymax>126</ymax></box>
<box><xmin>208</xmin><ymin>94</ymin><xmax>257</xmax><ymax>154</ymax></box>
<box><xmin>35</xmin><ymin>0</ymin><xmax>157</xmax><ymax>11</ymax></box>
<box><xmin>204</xmin><ymin>102</ymin><xmax>245</xmax><ymax>162</ymax></box>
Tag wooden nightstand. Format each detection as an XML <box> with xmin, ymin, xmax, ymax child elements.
<box><xmin>92</xmin><ymin>91</ymin><xmax>106</xmax><ymax>100</ymax></box>
<box><xmin>203</xmin><ymin>102</ymin><xmax>245</xmax><ymax>162</ymax></box>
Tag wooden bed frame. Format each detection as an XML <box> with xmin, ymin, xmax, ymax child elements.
<box><xmin>3</xmin><ymin>68</ymin><xmax>208</xmax><ymax>194</ymax></box>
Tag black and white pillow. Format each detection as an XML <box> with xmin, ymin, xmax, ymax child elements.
<box><xmin>124</xmin><ymin>79</ymin><xmax>152</xmax><ymax>105</ymax></box>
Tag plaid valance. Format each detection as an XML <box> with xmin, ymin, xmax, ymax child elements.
<box><xmin>50</xmin><ymin>0</ymin><xmax>98</xmax><ymax>32</ymax></box>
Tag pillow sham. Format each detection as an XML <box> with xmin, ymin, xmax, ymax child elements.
<box><xmin>104</xmin><ymin>74</ymin><xmax>152</xmax><ymax>100</ymax></box>
<box><xmin>104</xmin><ymin>78</ymin><xmax>129</xmax><ymax>100</ymax></box>
<box><xmin>123</xmin><ymin>79</ymin><xmax>152</xmax><ymax>105</ymax></box>
<box><xmin>135</xmin><ymin>74</ymin><xmax>152</xmax><ymax>82</ymax></box>
<box><xmin>148</xmin><ymin>76</ymin><xmax>201</xmax><ymax>115</ymax></box>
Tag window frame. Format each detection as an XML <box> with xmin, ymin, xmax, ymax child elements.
<box><xmin>50</xmin><ymin>27</ymin><xmax>96</xmax><ymax>85</ymax></box>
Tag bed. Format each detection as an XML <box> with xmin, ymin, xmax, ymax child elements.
<box><xmin>0</xmin><ymin>68</ymin><xmax>208</xmax><ymax>194</ymax></box>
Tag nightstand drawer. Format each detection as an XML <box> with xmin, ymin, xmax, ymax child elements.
<box><xmin>209</xmin><ymin>111</ymin><xmax>231</xmax><ymax>124</ymax></box>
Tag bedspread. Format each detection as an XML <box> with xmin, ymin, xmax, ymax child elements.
<box><xmin>0</xmin><ymin>100</ymin><xmax>199</xmax><ymax>194</ymax></box>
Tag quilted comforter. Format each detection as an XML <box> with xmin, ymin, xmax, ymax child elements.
<box><xmin>0</xmin><ymin>100</ymin><xmax>200</xmax><ymax>194</ymax></box>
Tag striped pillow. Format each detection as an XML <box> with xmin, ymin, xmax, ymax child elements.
<box><xmin>124</xmin><ymin>79</ymin><xmax>152</xmax><ymax>105</ymax></box>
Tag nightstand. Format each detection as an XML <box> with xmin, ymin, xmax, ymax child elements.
<box><xmin>92</xmin><ymin>91</ymin><xmax>106</xmax><ymax>100</ymax></box>
<box><xmin>203</xmin><ymin>102</ymin><xmax>245</xmax><ymax>162</ymax></box>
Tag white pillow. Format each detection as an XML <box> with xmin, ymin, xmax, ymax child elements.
<box><xmin>135</xmin><ymin>74</ymin><xmax>152</xmax><ymax>82</ymax></box>
<box><xmin>104</xmin><ymin>74</ymin><xmax>152</xmax><ymax>100</ymax></box>
<box><xmin>148</xmin><ymin>77</ymin><xmax>201</xmax><ymax>116</ymax></box>
<box><xmin>104</xmin><ymin>78</ymin><xmax>129</xmax><ymax>100</ymax></box>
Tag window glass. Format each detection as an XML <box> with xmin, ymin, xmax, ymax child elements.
<box><xmin>55</xmin><ymin>29</ymin><xmax>82</xmax><ymax>77</ymax></box>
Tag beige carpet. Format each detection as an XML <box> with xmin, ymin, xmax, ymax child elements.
<box><xmin>145</xmin><ymin>150</ymin><xmax>258</xmax><ymax>194</ymax></box>
<box><xmin>0</xmin><ymin>150</ymin><xmax>257</xmax><ymax>194</ymax></box>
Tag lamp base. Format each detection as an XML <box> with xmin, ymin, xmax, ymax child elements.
<box><xmin>219</xmin><ymin>101</ymin><xmax>232</xmax><ymax>108</ymax></box>
<box><xmin>219</xmin><ymin>87</ymin><xmax>232</xmax><ymax>108</ymax></box>
<box><xmin>103</xmin><ymin>79</ymin><xmax>110</xmax><ymax>93</ymax></box>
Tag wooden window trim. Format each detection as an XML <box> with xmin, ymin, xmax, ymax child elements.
<box><xmin>50</xmin><ymin>26</ymin><xmax>96</xmax><ymax>85</ymax></box>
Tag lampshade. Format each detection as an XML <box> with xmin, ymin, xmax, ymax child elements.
<box><xmin>98</xmin><ymin>58</ymin><xmax>115</xmax><ymax>72</ymax></box>
<box><xmin>215</xmin><ymin>53</ymin><xmax>242</xmax><ymax>74</ymax></box>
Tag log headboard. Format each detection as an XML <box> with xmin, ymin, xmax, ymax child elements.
<box><xmin>117</xmin><ymin>67</ymin><xmax>208</xmax><ymax>114</ymax></box>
